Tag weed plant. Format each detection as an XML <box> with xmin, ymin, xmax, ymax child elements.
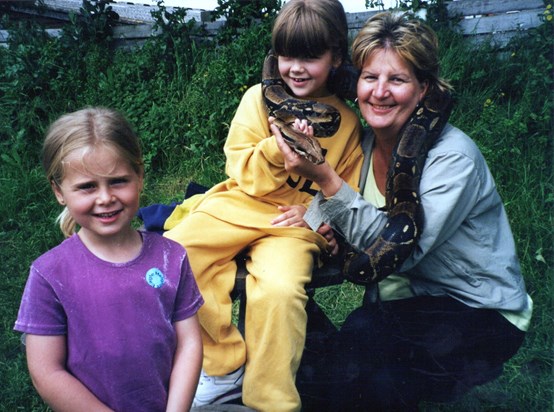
<box><xmin>0</xmin><ymin>2</ymin><xmax>551</xmax><ymax>410</ymax></box>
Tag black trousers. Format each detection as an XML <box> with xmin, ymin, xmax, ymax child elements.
<box><xmin>300</xmin><ymin>295</ymin><xmax>525</xmax><ymax>411</ymax></box>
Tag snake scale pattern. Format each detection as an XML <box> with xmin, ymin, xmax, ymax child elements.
<box><xmin>343</xmin><ymin>89</ymin><xmax>453</xmax><ymax>285</ymax></box>
<box><xmin>262</xmin><ymin>50</ymin><xmax>341</xmax><ymax>164</ymax></box>
<box><xmin>261</xmin><ymin>50</ymin><xmax>453</xmax><ymax>285</ymax></box>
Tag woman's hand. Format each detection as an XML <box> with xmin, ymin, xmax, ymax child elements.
<box><xmin>317</xmin><ymin>223</ymin><xmax>339</xmax><ymax>256</ymax></box>
<box><xmin>269</xmin><ymin>118</ymin><xmax>343</xmax><ymax>197</ymax></box>
<box><xmin>271</xmin><ymin>205</ymin><xmax>309</xmax><ymax>228</ymax></box>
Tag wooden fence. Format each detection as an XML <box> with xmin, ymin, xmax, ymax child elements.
<box><xmin>447</xmin><ymin>0</ymin><xmax>545</xmax><ymax>45</ymax></box>
<box><xmin>0</xmin><ymin>0</ymin><xmax>546</xmax><ymax>48</ymax></box>
<box><xmin>346</xmin><ymin>0</ymin><xmax>544</xmax><ymax>46</ymax></box>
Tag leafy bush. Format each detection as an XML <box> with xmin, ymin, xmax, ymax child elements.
<box><xmin>0</xmin><ymin>1</ymin><xmax>552</xmax><ymax>410</ymax></box>
<box><xmin>179</xmin><ymin>21</ymin><xmax>272</xmax><ymax>162</ymax></box>
<box><xmin>61</xmin><ymin>0</ymin><xmax>119</xmax><ymax>46</ymax></box>
<box><xmin>0</xmin><ymin>20</ymin><xmax>63</xmax><ymax>158</ymax></box>
<box><xmin>150</xmin><ymin>1</ymin><xmax>210</xmax><ymax>79</ymax></box>
<box><xmin>210</xmin><ymin>0</ymin><xmax>281</xmax><ymax>43</ymax></box>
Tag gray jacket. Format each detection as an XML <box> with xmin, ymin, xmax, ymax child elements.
<box><xmin>305</xmin><ymin>124</ymin><xmax>529</xmax><ymax>311</ymax></box>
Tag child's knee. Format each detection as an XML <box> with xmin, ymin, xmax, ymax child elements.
<box><xmin>249</xmin><ymin>276</ymin><xmax>306</xmax><ymax>307</ymax></box>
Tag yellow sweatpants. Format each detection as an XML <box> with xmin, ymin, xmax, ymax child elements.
<box><xmin>165</xmin><ymin>211</ymin><xmax>321</xmax><ymax>412</ymax></box>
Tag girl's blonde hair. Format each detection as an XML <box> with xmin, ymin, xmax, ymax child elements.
<box><xmin>352</xmin><ymin>12</ymin><xmax>452</xmax><ymax>92</ymax></box>
<box><xmin>43</xmin><ymin>107</ymin><xmax>144</xmax><ymax>237</ymax></box>
<box><xmin>272</xmin><ymin>0</ymin><xmax>348</xmax><ymax>63</ymax></box>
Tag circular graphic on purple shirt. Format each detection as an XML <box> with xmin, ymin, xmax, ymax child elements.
<box><xmin>146</xmin><ymin>268</ymin><xmax>165</xmax><ymax>288</ymax></box>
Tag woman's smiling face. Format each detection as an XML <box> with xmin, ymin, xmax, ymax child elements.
<box><xmin>357</xmin><ymin>48</ymin><xmax>428</xmax><ymax>140</ymax></box>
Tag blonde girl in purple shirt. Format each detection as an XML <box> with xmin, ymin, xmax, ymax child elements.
<box><xmin>14</xmin><ymin>107</ymin><xmax>204</xmax><ymax>411</ymax></box>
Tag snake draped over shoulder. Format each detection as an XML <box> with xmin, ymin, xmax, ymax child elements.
<box><xmin>342</xmin><ymin>88</ymin><xmax>454</xmax><ymax>285</ymax></box>
<box><xmin>260</xmin><ymin>49</ymin><xmax>453</xmax><ymax>286</ymax></box>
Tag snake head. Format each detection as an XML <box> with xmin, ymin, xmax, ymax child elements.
<box><xmin>273</xmin><ymin>119</ymin><xmax>325</xmax><ymax>165</ymax></box>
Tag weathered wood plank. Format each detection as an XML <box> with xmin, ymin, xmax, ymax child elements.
<box><xmin>113</xmin><ymin>23</ymin><xmax>158</xmax><ymax>39</ymax></box>
<box><xmin>7</xmin><ymin>0</ymin><xmax>213</xmax><ymax>25</ymax></box>
<box><xmin>457</xmin><ymin>9</ymin><xmax>543</xmax><ymax>35</ymax></box>
<box><xmin>0</xmin><ymin>28</ymin><xmax>62</xmax><ymax>42</ymax></box>
<box><xmin>1</xmin><ymin>0</ymin><xmax>546</xmax><ymax>48</ymax></box>
<box><xmin>345</xmin><ymin>10</ymin><xmax>380</xmax><ymax>29</ymax></box>
<box><xmin>464</xmin><ymin>30</ymin><xmax>519</xmax><ymax>46</ymax></box>
<box><xmin>447</xmin><ymin>0</ymin><xmax>543</xmax><ymax>17</ymax></box>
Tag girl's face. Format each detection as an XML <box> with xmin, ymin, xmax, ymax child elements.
<box><xmin>278</xmin><ymin>50</ymin><xmax>340</xmax><ymax>99</ymax></box>
<box><xmin>357</xmin><ymin>48</ymin><xmax>428</xmax><ymax>140</ymax></box>
<box><xmin>52</xmin><ymin>145</ymin><xmax>143</xmax><ymax>244</ymax></box>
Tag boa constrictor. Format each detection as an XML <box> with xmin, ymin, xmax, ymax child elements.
<box><xmin>261</xmin><ymin>50</ymin><xmax>453</xmax><ymax>285</ymax></box>
<box><xmin>343</xmin><ymin>89</ymin><xmax>453</xmax><ymax>285</ymax></box>
<box><xmin>261</xmin><ymin>50</ymin><xmax>358</xmax><ymax>164</ymax></box>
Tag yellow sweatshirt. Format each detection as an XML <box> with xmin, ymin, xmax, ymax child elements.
<box><xmin>187</xmin><ymin>84</ymin><xmax>363</xmax><ymax>239</ymax></box>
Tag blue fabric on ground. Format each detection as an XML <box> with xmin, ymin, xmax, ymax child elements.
<box><xmin>137</xmin><ymin>203</ymin><xmax>179</xmax><ymax>234</ymax></box>
<box><xmin>137</xmin><ymin>182</ymin><xmax>209</xmax><ymax>234</ymax></box>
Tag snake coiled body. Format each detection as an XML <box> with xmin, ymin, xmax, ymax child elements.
<box><xmin>262</xmin><ymin>50</ymin><xmax>341</xmax><ymax>164</ymax></box>
<box><xmin>261</xmin><ymin>50</ymin><xmax>453</xmax><ymax>285</ymax></box>
<box><xmin>343</xmin><ymin>89</ymin><xmax>453</xmax><ymax>285</ymax></box>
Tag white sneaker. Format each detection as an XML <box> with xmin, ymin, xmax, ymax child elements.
<box><xmin>192</xmin><ymin>366</ymin><xmax>245</xmax><ymax>406</ymax></box>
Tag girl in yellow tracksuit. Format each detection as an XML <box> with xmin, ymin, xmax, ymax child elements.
<box><xmin>165</xmin><ymin>1</ymin><xmax>363</xmax><ymax>410</ymax></box>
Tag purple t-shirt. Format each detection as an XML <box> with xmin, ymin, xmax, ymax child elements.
<box><xmin>14</xmin><ymin>231</ymin><xmax>204</xmax><ymax>412</ymax></box>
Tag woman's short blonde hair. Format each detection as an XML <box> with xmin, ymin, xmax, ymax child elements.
<box><xmin>352</xmin><ymin>12</ymin><xmax>452</xmax><ymax>92</ymax></box>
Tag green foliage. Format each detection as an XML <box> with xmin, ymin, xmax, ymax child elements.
<box><xmin>150</xmin><ymin>1</ymin><xmax>209</xmax><ymax>79</ymax></box>
<box><xmin>179</xmin><ymin>21</ymin><xmax>271</xmax><ymax>165</ymax></box>
<box><xmin>81</xmin><ymin>48</ymin><xmax>187</xmax><ymax>170</ymax></box>
<box><xmin>0</xmin><ymin>1</ymin><xmax>552</xmax><ymax>410</ymax></box>
<box><xmin>61</xmin><ymin>0</ymin><xmax>119</xmax><ymax>47</ymax></box>
<box><xmin>365</xmin><ymin>0</ymin><xmax>448</xmax><ymax>16</ymax></box>
<box><xmin>365</xmin><ymin>0</ymin><xmax>385</xmax><ymax>9</ymax></box>
<box><xmin>0</xmin><ymin>1</ymin><xmax>117</xmax><ymax>161</ymax></box>
<box><xmin>211</xmin><ymin>0</ymin><xmax>281</xmax><ymax>44</ymax></box>
<box><xmin>0</xmin><ymin>21</ymin><xmax>62</xmax><ymax>161</ymax></box>
<box><xmin>432</xmin><ymin>26</ymin><xmax>553</xmax><ymax>412</ymax></box>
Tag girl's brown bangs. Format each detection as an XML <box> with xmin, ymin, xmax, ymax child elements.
<box><xmin>273</xmin><ymin>23</ymin><xmax>328</xmax><ymax>58</ymax></box>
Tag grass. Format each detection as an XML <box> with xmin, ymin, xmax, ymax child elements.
<box><xmin>0</xmin><ymin>5</ymin><xmax>552</xmax><ymax>411</ymax></box>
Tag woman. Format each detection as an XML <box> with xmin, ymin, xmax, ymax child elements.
<box><xmin>271</xmin><ymin>12</ymin><xmax>532</xmax><ymax>411</ymax></box>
